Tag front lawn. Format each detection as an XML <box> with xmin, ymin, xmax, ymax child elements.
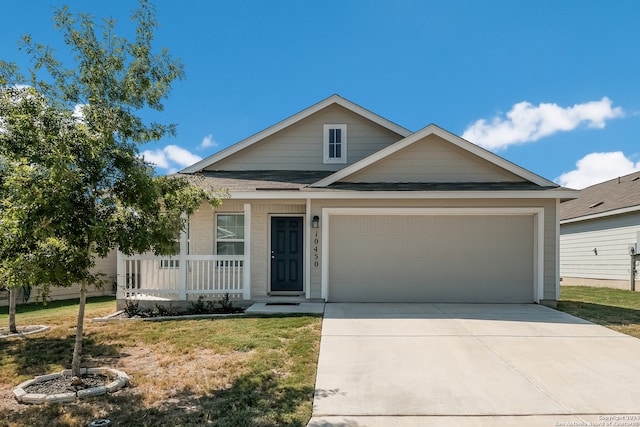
<box><xmin>0</xmin><ymin>297</ymin><xmax>322</xmax><ymax>427</ymax></box>
<box><xmin>558</xmin><ymin>286</ymin><xmax>640</xmax><ymax>339</ymax></box>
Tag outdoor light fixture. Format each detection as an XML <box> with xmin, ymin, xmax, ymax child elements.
<box><xmin>312</xmin><ymin>215</ymin><xmax>320</xmax><ymax>228</ymax></box>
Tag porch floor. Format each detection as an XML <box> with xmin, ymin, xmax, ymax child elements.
<box><xmin>245</xmin><ymin>302</ymin><xmax>325</xmax><ymax>315</ymax></box>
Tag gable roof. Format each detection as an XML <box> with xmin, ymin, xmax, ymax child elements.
<box><xmin>180</xmin><ymin>94</ymin><xmax>412</xmax><ymax>174</ymax></box>
<box><xmin>310</xmin><ymin>124</ymin><xmax>558</xmax><ymax>188</ymax></box>
<box><xmin>560</xmin><ymin>170</ymin><xmax>640</xmax><ymax>222</ymax></box>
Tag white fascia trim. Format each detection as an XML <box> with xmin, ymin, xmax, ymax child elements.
<box><xmin>311</xmin><ymin>124</ymin><xmax>558</xmax><ymax>188</ymax></box>
<box><xmin>320</xmin><ymin>206</ymin><xmax>545</xmax><ymax>303</ymax></box>
<box><xmin>305</xmin><ymin>198</ymin><xmax>312</xmax><ymax>299</ymax></box>
<box><xmin>180</xmin><ymin>95</ymin><xmax>411</xmax><ymax>173</ymax></box>
<box><xmin>321</xmin><ymin>206</ymin><xmax>544</xmax><ymax>216</ymax></box>
<box><xmin>560</xmin><ymin>204</ymin><xmax>640</xmax><ymax>225</ymax></box>
<box><xmin>229</xmin><ymin>189</ymin><xmax>580</xmax><ymax>200</ymax></box>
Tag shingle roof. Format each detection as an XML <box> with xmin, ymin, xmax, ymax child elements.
<box><xmin>560</xmin><ymin>170</ymin><xmax>640</xmax><ymax>221</ymax></box>
<box><xmin>179</xmin><ymin>171</ymin><xmax>567</xmax><ymax>193</ymax></box>
<box><xmin>321</xmin><ymin>182</ymin><xmax>556</xmax><ymax>191</ymax></box>
<box><xmin>178</xmin><ymin>170</ymin><xmax>334</xmax><ymax>192</ymax></box>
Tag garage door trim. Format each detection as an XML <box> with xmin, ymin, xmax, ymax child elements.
<box><xmin>321</xmin><ymin>207</ymin><xmax>545</xmax><ymax>303</ymax></box>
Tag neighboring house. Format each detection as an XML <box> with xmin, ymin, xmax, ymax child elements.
<box><xmin>560</xmin><ymin>171</ymin><xmax>640</xmax><ymax>291</ymax></box>
<box><xmin>0</xmin><ymin>250</ymin><xmax>117</xmax><ymax>307</ymax></box>
<box><xmin>117</xmin><ymin>95</ymin><xmax>578</xmax><ymax>308</ymax></box>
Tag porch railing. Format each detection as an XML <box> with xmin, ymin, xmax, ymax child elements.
<box><xmin>117</xmin><ymin>253</ymin><xmax>249</xmax><ymax>300</ymax></box>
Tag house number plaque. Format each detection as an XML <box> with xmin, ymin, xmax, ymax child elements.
<box><xmin>313</xmin><ymin>230</ymin><xmax>319</xmax><ymax>267</ymax></box>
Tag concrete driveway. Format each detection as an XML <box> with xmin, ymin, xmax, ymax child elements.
<box><xmin>308</xmin><ymin>303</ymin><xmax>640</xmax><ymax>427</ymax></box>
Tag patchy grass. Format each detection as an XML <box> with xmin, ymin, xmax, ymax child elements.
<box><xmin>558</xmin><ymin>286</ymin><xmax>640</xmax><ymax>339</ymax></box>
<box><xmin>0</xmin><ymin>297</ymin><xmax>322</xmax><ymax>427</ymax></box>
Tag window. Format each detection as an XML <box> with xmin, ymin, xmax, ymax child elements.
<box><xmin>216</xmin><ymin>214</ymin><xmax>245</xmax><ymax>255</ymax></box>
<box><xmin>323</xmin><ymin>124</ymin><xmax>347</xmax><ymax>164</ymax></box>
<box><xmin>160</xmin><ymin>259</ymin><xmax>180</xmax><ymax>269</ymax></box>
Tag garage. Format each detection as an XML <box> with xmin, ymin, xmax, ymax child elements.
<box><xmin>323</xmin><ymin>209</ymin><xmax>539</xmax><ymax>303</ymax></box>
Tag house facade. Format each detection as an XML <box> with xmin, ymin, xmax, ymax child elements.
<box><xmin>1</xmin><ymin>250</ymin><xmax>117</xmax><ymax>307</ymax></box>
<box><xmin>117</xmin><ymin>95</ymin><xmax>578</xmax><ymax>307</ymax></box>
<box><xmin>560</xmin><ymin>172</ymin><xmax>640</xmax><ymax>291</ymax></box>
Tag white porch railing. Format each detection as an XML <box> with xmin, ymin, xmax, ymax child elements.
<box><xmin>117</xmin><ymin>253</ymin><xmax>249</xmax><ymax>301</ymax></box>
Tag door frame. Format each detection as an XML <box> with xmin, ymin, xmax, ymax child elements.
<box><xmin>321</xmin><ymin>207</ymin><xmax>545</xmax><ymax>303</ymax></box>
<box><xmin>268</xmin><ymin>214</ymin><xmax>305</xmax><ymax>295</ymax></box>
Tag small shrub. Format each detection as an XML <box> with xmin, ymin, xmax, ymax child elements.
<box><xmin>152</xmin><ymin>304</ymin><xmax>178</xmax><ymax>317</ymax></box>
<box><xmin>123</xmin><ymin>299</ymin><xmax>140</xmax><ymax>317</ymax></box>
<box><xmin>217</xmin><ymin>293</ymin><xmax>233</xmax><ymax>311</ymax></box>
<box><xmin>187</xmin><ymin>296</ymin><xmax>207</xmax><ymax>314</ymax></box>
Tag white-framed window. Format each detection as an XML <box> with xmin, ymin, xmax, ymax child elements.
<box><xmin>216</xmin><ymin>213</ymin><xmax>245</xmax><ymax>255</ymax></box>
<box><xmin>323</xmin><ymin>124</ymin><xmax>347</xmax><ymax>164</ymax></box>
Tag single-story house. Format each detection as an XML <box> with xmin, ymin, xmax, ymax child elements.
<box><xmin>560</xmin><ymin>171</ymin><xmax>640</xmax><ymax>291</ymax></box>
<box><xmin>117</xmin><ymin>95</ymin><xmax>578</xmax><ymax>307</ymax></box>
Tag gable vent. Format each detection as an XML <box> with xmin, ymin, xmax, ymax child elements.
<box><xmin>589</xmin><ymin>201</ymin><xmax>603</xmax><ymax>208</ymax></box>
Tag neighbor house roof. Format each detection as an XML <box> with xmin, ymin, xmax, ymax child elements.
<box><xmin>560</xmin><ymin>170</ymin><xmax>640</xmax><ymax>222</ymax></box>
<box><xmin>180</xmin><ymin>94</ymin><xmax>412</xmax><ymax>174</ymax></box>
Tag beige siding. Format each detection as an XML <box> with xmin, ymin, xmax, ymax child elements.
<box><xmin>187</xmin><ymin>200</ymin><xmax>306</xmax><ymax>299</ymax></box>
<box><xmin>344</xmin><ymin>134</ymin><xmax>524</xmax><ymax>183</ymax></box>
<box><xmin>560</xmin><ymin>212</ymin><xmax>640</xmax><ymax>281</ymax></box>
<box><xmin>185</xmin><ymin>197</ymin><xmax>559</xmax><ymax>303</ymax></box>
<box><xmin>328</xmin><ymin>214</ymin><xmax>534</xmax><ymax>302</ymax></box>
<box><xmin>0</xmin><ymin>250</ymin><xmax>117</xmax><ymax>306</ymax></box>
<box><xmin>206</xmin><ymin>104</ymin><xmax>403</xmax><ymax>171</ymax></box>
<box><xmin>309</xmin><ymin>198</ymin><xmax>558</xmax><ymax>302</ymax></box>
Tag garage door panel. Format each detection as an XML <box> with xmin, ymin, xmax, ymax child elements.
<box><xmin>328</xmin><ymin>215</ymin><xmax>534</xmax><ymax>303</ymax></box>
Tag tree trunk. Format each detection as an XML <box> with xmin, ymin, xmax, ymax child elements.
<box><xmin>9</xmin><ymin>288</ymin><xmax>17</xmax><ymax>334</ymax></box>
<box><xmin>71</xmin><ymin>281</ymin><xmax>87</xmax><ymax>377</ymax></box>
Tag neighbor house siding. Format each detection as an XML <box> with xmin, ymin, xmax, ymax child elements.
<box><xmin>344</xmin><ymin>134</ymin><xmax>524</xmax><ymax>183</ymax></box>
<box><xmin>0</xmin><ymin>250</ymin><xmax>117</xmax><ymax>307</ymax></box>
<box><xmin>205</xmin><ymin>104</ymin><xmax>403</xmax><ymax>172</ymax></box>
<box><xmin>560</xmin><ymin>212</ymin><xmax>640</xmax><ymax>282</ymax></box>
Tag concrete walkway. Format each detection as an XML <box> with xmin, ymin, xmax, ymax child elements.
<box><xmin>308</xmin><ymin>303</ymin><xmax>640</xmax><ymax>426</ymax></box>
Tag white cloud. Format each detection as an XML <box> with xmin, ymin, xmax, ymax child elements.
<box><xmin>198</xmin><ymin>134</ymin><xmax>218</xmax><ymax>150</ymax></box>
<box><xmin>555</xmin><ymin>151</ymin><xmax>640</xmax><ymax>189</ymax></box>
<box><xmin>72</xmin><ymin>104</ymin><xmax>87</xmax><ymax>121</ymax></box>
<box><xmin>462</xmin><ymin>97</ymin><xmax>624</xmax><ymax>150</ymax></box>
<box><xmin>140</xmin><ymin>145</ymin><xmax>202</xmax><ymax>173</ymax></box>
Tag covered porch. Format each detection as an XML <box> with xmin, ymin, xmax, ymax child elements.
<box><xmin>116</xmin><ymin>203</ymin><xmax>253</xmax><ymax>305</ymax></box>
<box><xmin>116</xmin><ymin>253</ymin><xmax>249</xmax><ymax>303</ymax></box>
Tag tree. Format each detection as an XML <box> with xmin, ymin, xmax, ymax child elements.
<box><xmin>0</xmin><ymin>1</ymin><xmax>219</xmax><ymax>375</ymax></box>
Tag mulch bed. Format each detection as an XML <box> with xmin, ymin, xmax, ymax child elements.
<box><xmin>24</xmin><ymin>374</ymin><xmax>109</xmax><ymax>395</ymax></box>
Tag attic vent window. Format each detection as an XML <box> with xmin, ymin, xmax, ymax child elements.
<box><xmin>589</xmin><ymin>201</ymin><xmax>603</xmax><ymax>208</ymax></box>
<box><xmin>323</xmin><ymin>124</ymin><xmax>347</xmax><ymax>164</ymax></box>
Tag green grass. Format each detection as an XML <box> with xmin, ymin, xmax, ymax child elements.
<box><xmin>0</xmin><ymin>297</ymin><xmax>322</xmax><ymax>427</ymax></box>
<box><xmin>558</xmin><ymin>286</ymin><xmax>640</xmax><ymax>338</ymax></box>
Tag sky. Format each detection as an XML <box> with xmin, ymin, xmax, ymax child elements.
<box><xmin>1</xmin><ymin>0</ymin><xmax>640</xmax><ymax>189</ymax></box>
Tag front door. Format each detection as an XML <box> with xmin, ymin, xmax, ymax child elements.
<box><xmin>271</xmin><ymin>217</ymin><xmax>303</xmax><ymax>292</ymax></box>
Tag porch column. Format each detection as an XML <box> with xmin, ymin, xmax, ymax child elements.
<box><xmin>178</xmin><ymin>214</ymin><xmax>188</xmax><ymax>300</ymax></box>
<box><xmin>243</xmin><ymin>203</ymin><xmax>251</xmax><ymax>300</ymax></box>
<box><xmin>116</xmin><ymin>250</ymin><xmax>125</xmax><ymax>300</ymax></box>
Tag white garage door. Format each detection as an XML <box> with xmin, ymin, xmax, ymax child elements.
<box><xmin>327</xmin><ymin>214</ymin><xmax>535</xmax><ymax>303</ymax></box>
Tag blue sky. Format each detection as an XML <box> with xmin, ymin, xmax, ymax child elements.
<box><xmin>2</xmin><ymin>0</ymin><xmax>640</xmax><ymax>189</ymax></box>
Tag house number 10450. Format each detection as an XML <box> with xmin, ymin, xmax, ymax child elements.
<box><xmin>313</xmin><ymin>230</ymin><xmax>319</xmax><ymax>267</ymax></box>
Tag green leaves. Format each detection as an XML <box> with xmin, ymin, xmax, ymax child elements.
<box><xmin>0</xmin><ymin>0</ymin><xmax>219</xmax><ymax>292</ymax></box>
